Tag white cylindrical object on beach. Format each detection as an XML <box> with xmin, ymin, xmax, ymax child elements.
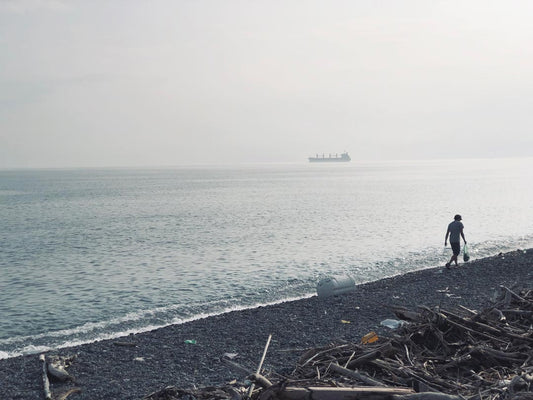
<box><xmin>317</xmin><ymin>276</ymin><xmax>356</xmax><ymax>298</ymax></box>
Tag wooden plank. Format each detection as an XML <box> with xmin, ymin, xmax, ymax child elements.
<box><xmin>278</xmin><ymin>386</ymin><xmax>415</xmax><ymax>400</ymax></box>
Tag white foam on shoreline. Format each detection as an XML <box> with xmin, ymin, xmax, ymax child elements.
<box><xmin>2</xmin><ymin>245</ymin><xmax>531</xmax><ymax>361</ymax></box>
<box><xmin>0</xmin><ymin>293</ymin><xmax>315</xmax><ymax>360</ymax></box>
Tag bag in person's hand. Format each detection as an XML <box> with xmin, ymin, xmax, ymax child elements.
<box><xmin>463</xmin><ymin>244</ymin><xmax>470</xmax><ymax>262</ymax></box>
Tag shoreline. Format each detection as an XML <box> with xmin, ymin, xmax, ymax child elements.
<box><xmin>1</xmin><ymin>249</ymin><xmax>531</xmax><ymax>399</ymax></box>
<box><xmin>0</xmin><ymin>250</ymin><xmax>507</xmax><ymax>362</ymax></box>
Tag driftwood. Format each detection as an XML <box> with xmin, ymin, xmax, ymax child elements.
<box><xmin>113</xmin><ymin>341</ymin><xmax>138</xmax><ymax>347</ymax></box>
<box><xmin>250</xmin><ymin>373</ymin><xmax>273</xmax><ymax>389</ymax></box>
<box><xmin>38</xmin><ymin>353</ymin><xmax>79</xmax><ymax>400</ymax></box>
<box><xmin>56</xmin><ymin>388</ymin><xmax>82</xmax><ymax>400</ymax></box>
<box><xmin>247</xmin><ymin>334</ymin><xmax>273</xmax><ymax>399</ymax></box>
<box><xmin>328</xmin><ymin>363</ymin><xmax>387</xmax><ymax>387</ymax></box>
<box><xmin>393</xmin><ymin>394</ymin><xmax>462</xmax><ymax>400</ymax></box>
<box><xmin>145</xmin><ymin>285</ymin><xmax>533</xmax><ymax>400</ymax></box>
<box><xmin>259</xmin><ymin>386</ymin><xmax>415</xmax><ymax>400</ymax></box>
<box><xmin>40</xmin><ymin>354</ymin><xmax>52</xmax><ymax>400</ymax></box>
<box><xmin>47</xmin><ymin>361</ymin><xmax>71</xmax><ymax>382</ymax></box>
<box><xmin>288</xmin><ymin>285</ymin><xmax>533</xmax><ymax>400</ymax></box>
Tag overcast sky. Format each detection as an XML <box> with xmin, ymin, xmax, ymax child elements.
<box><xmin>1</xmin><ymin>0</ymin><xmax>532</xmax><ymax>168</ymax></box>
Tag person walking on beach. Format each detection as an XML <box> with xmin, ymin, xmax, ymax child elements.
<box><xmin>445</xmin><ymin>214</ymin><xmax>466</xmax><ymax>268</ymax></box>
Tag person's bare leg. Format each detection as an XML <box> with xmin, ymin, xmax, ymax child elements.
<box><xmin>446</xmin><ymin>254</ymin><xmax>458</xmax><ymax>268</ymax></box>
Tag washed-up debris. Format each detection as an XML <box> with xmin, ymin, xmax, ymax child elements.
<box><xmin>39</xmin><ymin>353</ymin><xmax>80</xmax><ymax>400</ymax></box>
<box><xmin>379</xmin><ymin>318</ymin><xmax>405</xmax><ymax>329</ymax></box>
<box><xmin>361</xmin><ymin>331</ymin><xmax>379</xmax><ymax>344</ymax></box>
<box><xmin>144</xmin><ymin>285</ymin><xmax>533</xmax><ymax>400</ymax></box>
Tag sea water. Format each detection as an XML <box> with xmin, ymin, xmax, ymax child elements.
<box><xmin>1</xmin><ymin>158</ymin><xmax>532</xmax><ymax>359</ymax></box>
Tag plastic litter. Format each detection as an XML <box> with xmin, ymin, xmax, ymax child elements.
<box><xmin>361</xmin><ymin>331</ymin><xmax>378</xmax><ymax>344</ymax></box>
<box><xmin>380</xmin><ymin>319</ymin><xmax>405</xmax><ymax>329</ymax></box>
<box><xmin>184</xmin><ymin>339</ymin><xmax>197</xmax><ymax>344</ymax></box>
<box><xmin>463</xmin><ymin>243</ymin><xmax>470</xmax><ymax>262</ymax></box>
<box><xmin>317</xmin><ymin>276</ymin><xmax>356</xmax><ymax>297</ymax></box>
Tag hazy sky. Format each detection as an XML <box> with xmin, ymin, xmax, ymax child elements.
<box><xmin>1</xmin><ymin>0</ymin><xmax>532</xmax><ymax>168</ymax></box>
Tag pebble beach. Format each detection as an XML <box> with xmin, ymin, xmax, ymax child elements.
<box><xmin>1</xmin><ymin>249</ymin><xmax>532</xmax><ymax>400</ymax></box>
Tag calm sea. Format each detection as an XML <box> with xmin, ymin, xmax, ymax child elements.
<box><xmin>1</xmin><ymin>158</ymin><xmax>532</xmax><ymax>359</ymax></box>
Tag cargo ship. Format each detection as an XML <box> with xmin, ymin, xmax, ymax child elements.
<box><xmin>308</xmin><ymin>152</ymin><xmax>351</xmax><ymax>162</ymax></box>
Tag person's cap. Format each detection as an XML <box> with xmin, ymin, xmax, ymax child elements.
<box><xmin>454</xmin><ymin>214</ymin><xmax>462</xmax><ymax>221</ymax></box>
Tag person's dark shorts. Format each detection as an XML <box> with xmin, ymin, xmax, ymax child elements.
<box><xmin>451</xmin><ymin>242</ymin><xmax>461</xmax><ymax>256</ymax></box>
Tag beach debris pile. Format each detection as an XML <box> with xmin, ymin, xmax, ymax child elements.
<box><xmin>39</xmin><ymin>353</ymin><xmax>80</xmax><ymax>400</ymax></box>
<box><xmin>144</xmin><ymin>285</ymin><xmax>533</xmax><ymax>400</ymax></box>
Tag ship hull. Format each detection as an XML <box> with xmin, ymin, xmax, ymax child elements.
<box><xmin>308</xmin><ymin>153</ymin><xmax>351</xmax><ymax>162</ymax></box>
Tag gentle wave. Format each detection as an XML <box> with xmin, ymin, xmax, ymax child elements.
<box><xmin>0</xmin><ymin>294</ymin><xmax>314</xmax><ymax>359</ymax></box>
<box><xmin>4</xmin><ymin>236</ymin><xmax>532</xmax><ymax>360</ymax></box>
<box><xmin>1</xmin><ymin>236</ymin><xmax>532</xmax><ymax>360</ymax></box>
